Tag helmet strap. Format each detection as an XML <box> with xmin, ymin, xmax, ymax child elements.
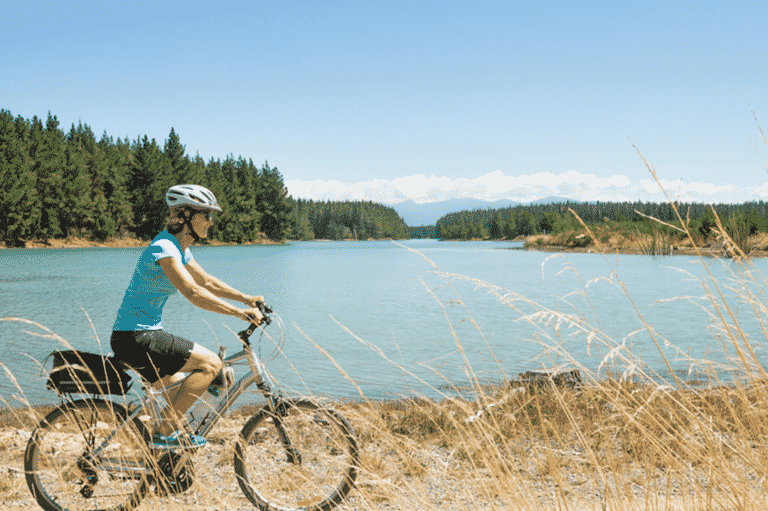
<box><xmin>181</xmin><ymin>210</ymin><xmax>201</xmax><ymax>242</ymax></box>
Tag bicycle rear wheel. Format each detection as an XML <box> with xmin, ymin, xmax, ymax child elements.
<box><xmin>234</xmin><ymin>399</ymin><xmax>359</xmax><ymax>511</ymax></box>
<box><xmin>24</xmin><ymin>398</ymin><xmax>151</xmax><ymax>511</ymax></box>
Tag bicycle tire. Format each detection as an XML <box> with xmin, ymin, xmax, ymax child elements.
<box><xmin>24</xmin><ymin>398</ymin><xmax>152</xmax><ymax>511</ymax></box>
<box><xmin>234</xmin><ymin>399</ymin><xmax>359</xmax><ymax>511</ymax></box>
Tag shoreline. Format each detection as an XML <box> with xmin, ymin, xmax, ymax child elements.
<box><xmin>6</xmin><ymin>235</ymin><xmax>767</xmax><ymax>259</ymax></box>
<box><xmin>0</xmin><ymin>236</ymin><xmax>285</xmax><ymax>250</ymax></box>
<box><xmin>519</xmin><ymin>243</ymin><xmax>752</xmax><ymax>257</ymax></box>
<box><xmin>0</xmin><ymin>236</ymin><xmax>406</xmax><ymax>250</ymax></box>
<box><xmin>518</xmin><ymin>232</ymin><xmax>768</xmax><ymax>258</ymax></box>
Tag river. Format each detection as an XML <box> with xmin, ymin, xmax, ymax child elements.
<box><xmin>1</xmin><ymin>239</ymin><xmax>765</xmax><ymax>407</ymax></box>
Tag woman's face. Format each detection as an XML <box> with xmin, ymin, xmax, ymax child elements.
<box><xmin>190</xmin><ymin>210</ymin><xmax>214</xmax><ymax>238</ymax></box>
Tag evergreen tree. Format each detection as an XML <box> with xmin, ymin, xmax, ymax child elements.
<box><xmin>203</xmin><ymin>157</ymin><xmax>228</xmax><ymax>241</ymax></box>
<box><xmin>0</xmin><ymin>111</ymin><xmax>42</xmax><ymax>245</ymax></box>
<box><xmin>503</xmin><ymin>212</ymin><xmax>517</xmax><ymax>239</ymax></box>
<box><xmin>164</xmin><ymin>127</ymin><xmax>192</xmax><ymax>182</ymax></box>
<box><xmin>256</xmin><ymin>161</ymin><xmax>293</xmax><ymax>241</ymax></box>
<box><xmin>291</xmin><ymin>201</ymin><xmax>315</xmax><ymax>240</ymax></box>
<box><xmin>87</xmin><ymin>144</ymin><xmax>117</xmax><ymax>240</ymax></box>
<box><xmin>219</xmin><ymin>156</ymin><xmax>260</xmax><ymax>243</ymax></box>
<box><xmin>130</xmin><ymin>136</ymin><xmax>171</xmax><ymax>238</ymax></box>
<box><xmin>73</xmin><ymin>120</ymin><xmax>97</xmax><ymax>154</ymax></box>
<box><xmin>539</xmin><ymin>211</ymin><xmax>561</xmax><ymax>234</ymax></box>
<box><xmin>100</xmin><ymin>134</ymin><xmax>134</xmax><ymax>237</ymax></box>
<box><xmin>185</xmin><ymin>153</ymin><xmax>207</xmax><ymax>187</ymax></box>
<box><xmin>240</xmin><ymin>158</ymin><xmax>262</xmax><ymax>239</ymax></box>
<box><xmin>31</xmin><ymin>112</ymin><xmax>67</xmax><ymax>239</ymax></box>
<box><xmin>488</xmin><ymin>213</ymin><xmax>502</xmax><ymax>239</ymax></box>
<box><xmin>698</xmin><ymin>208</ymin><xmax>718</xmax><ymax>239</ymax></box>
<box><xmin>217</xmin><ymin>155</ymin><xmax>244</xmax><ymax>242</ymax></box>
<box><xmin>61</xmin><ymin>124</ymin><xmax>93</xmax><ymax>236</ymax></box>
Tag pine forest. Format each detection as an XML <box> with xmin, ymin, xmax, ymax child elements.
<box><xmin>0</xmin><ymin>109</ymin><xmax>408</xmax><ymax>246</ymax></box>
<box><xmin>435</xmin><ymin>201</ymin><xmax>768</xmax><ymax>245</ymax></box>
<box><xmin>6</xmin><ymin>108</ymin><xmax>766</xmax><ymax>249</ymax></box>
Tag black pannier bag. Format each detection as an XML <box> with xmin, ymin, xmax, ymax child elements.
<box><xmin>46</xmin><ymin>350</ymin><xmax>132</xmax><ymax>395</ymax></box>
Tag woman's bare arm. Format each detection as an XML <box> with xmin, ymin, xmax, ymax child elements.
<box><xmin>184</xmin><ymin>259</ymin><xmax>263</xmax><ymax>306</ymax></box>
<box><xmin>159</xmin><ymin>258</ymin><xmax>263</xmax><ymax>322</ymax></box>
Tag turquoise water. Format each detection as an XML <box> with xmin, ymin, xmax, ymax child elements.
<box><xmin>1</xmin><ymin>240</ymin><xmax>767</xmax><ymax>406</ymax></box>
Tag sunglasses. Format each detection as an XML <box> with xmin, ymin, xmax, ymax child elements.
<box><xmin>195</xmin><ymin>211</ymin><xmax>215</xmax><ymax>221</ymax></box>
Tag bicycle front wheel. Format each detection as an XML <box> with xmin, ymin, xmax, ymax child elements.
<box><xmin>24</xmin><ymin>398</ymin><xmax>151</xmax><ymax>511</ymax></box>
<box><xmin>234</xmin><ymin>399</ymin><xmax>359</xmax><ymax>511</ymax></box>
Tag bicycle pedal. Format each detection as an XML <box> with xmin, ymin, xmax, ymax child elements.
<box><xmin>150</xmin><ymin>431</ymin><xmax>207</xmax><ymax>451</ymax></box>
<box><xmin>150</xmin><ymin>442</ymin><xmax>205</xmax><ymax>453</ymax></box>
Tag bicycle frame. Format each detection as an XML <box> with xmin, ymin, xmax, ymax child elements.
<box><xmin>195</xmin><ymin>340</ymin><xmax>278</xmax><ymax>437</ymax></box>
<box><xmin>87</xmin><ymin>326</ymin><xmax>279</xmax><ymax>476</ymax></box>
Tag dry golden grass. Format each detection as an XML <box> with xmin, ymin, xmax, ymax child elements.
<box><xmin>326</xmin><ymin>377</ymin><xmax>768</xmax><ymax>510</ymax></box>
<box><xmin>527</xmin><ymin>226</ymin><xmax>736</xmax><ymax>257</ymax></box>
<box><xmin>5</xmin><ymin>378</ymin><xmax>768</xmax><ymax>510</ymax></box>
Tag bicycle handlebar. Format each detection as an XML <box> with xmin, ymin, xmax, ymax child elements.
<box><xmin>237</xmin><ymin>302</ymin><xmax>272</xmax><ymax>345</ymax></box>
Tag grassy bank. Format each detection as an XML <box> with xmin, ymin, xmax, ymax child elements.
<box><xmin>4</xmin><ymin>378</ymin><xmax>768</xmax><ymax>510</ymax></box>
<box><xmin>523</xmin><ymin>224</ymin><xmax>768</xmax><ymax>257</ymax></box>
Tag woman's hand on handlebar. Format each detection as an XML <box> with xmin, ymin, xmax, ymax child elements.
<box><xmin>244</xmin><ymin>295</ymin><xmax>264</xmax><ymax>308</ymax></box>
<box><xmin>237</xmin><ymin>303</ymin><xmax>272</xmax><ymax>343</ymax></box>
<box><xmin>240</xmin><ymin>307</ymin><xmax>264</xmax><ymax>325</ymax></box>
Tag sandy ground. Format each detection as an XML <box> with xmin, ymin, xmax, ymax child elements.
<box><xmin>2</xmin><ymin>417</ymin><xmax>764</xmax><ymax>511</ymax></box>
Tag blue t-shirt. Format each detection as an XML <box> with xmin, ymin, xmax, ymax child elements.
<box><xmin>113</xmin><ymin>230</ymin><xmax>193</xmax><ymax>331</ymax></box>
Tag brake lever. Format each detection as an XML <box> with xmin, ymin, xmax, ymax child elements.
<box><xmin>238</xmin><ymin>303</ymin><xmax>272</xmax><ymax>344</ymax></box>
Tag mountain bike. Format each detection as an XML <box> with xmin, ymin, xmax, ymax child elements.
<box><xmin>24</xmin><ymin>304</ymin><xmax>360</xmax><ymax>511</ymax></box>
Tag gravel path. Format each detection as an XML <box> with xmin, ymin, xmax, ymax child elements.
<box><xmin>3</xmin><ymin>417</ymin><xmax>767</xmax><ymax>511</ymax></box>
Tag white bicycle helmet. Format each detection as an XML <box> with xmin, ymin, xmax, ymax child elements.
<box><xmin>165</xmin><ymin>184</ymin><xmax>222</xmax><ymax>212</ymax></box>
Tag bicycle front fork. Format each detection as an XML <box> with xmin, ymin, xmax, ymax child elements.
<box><xmin>269</xmin><ymin>400</ymin><xmax>302</xmax><ymax>465</ymax></box>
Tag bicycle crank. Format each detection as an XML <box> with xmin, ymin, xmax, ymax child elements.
<box><xmin>79</xmin><ymin>473</ymin><xmax>98</xmax><ymax>499</ymax></box>
<box><xmin>77</xmin><ymin>457</ymin><xmax>98</xmax><ymax>498</ymax></box>
<box><xmin>154</xmin><ymin>452</ymin><xmax>196</xmax><ymax>495</ymax></box>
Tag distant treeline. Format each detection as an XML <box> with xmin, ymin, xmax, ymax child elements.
<box><xmin>435</xmin><ymin>201</ymin><xmax>768</xmax><ymax>240</ymax></box>
<box><xmin>408</xmin><ymin>225</ymin><xmax>437</xmax><ymax>239</ymax></box>
<box><xmin>0</xmin><ymin>109</ymin><xmax>409</xmax><ymax>246</ymax></box>
<box><xmin>293</xmin><ymin>199</ymin><xmax>408</xmax><ymax>240</ymax></box>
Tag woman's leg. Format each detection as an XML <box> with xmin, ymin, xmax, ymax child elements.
<box><xmin>154</xmin><ymin>343</ymin><xmax>222</xmax><ymax>436</ymax></box>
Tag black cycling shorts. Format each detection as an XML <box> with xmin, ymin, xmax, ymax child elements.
<box><xmin>110</xmin><ymin>330</ymin><xmax>195</xmax><ymax>383</ymax></box>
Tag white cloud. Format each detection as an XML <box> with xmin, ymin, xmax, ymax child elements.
<box><xmin>285</xmin><ymin>170</ymin><xmax>768</xmax><ymax>205</ymax></box>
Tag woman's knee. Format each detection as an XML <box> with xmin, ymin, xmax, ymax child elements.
<box><xmin>181</xmin><ymin>345</ymin><xmax>222</xmax><ymax>377</ymax></box>
<box><xmin>207</xmin><ymin>353</ymin><xmax>223</xmax><ymax>376</ymax></box>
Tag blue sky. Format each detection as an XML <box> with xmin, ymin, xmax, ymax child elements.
<box><xmin>3</xmin><ymin>1</ymin><xmax>768</xmax><ymax>204</ymax></box>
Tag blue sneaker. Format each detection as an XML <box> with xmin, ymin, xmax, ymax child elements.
<box><xmin>151</xmin><ymin>430</ymin><xmax>207</xmax><ymax>451</ymax></box>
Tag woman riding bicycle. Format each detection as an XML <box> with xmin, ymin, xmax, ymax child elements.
<box><xmin>111</xmin><ymin>184</ymin><xmax>264</xmax><ymax>450</ymax></box>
